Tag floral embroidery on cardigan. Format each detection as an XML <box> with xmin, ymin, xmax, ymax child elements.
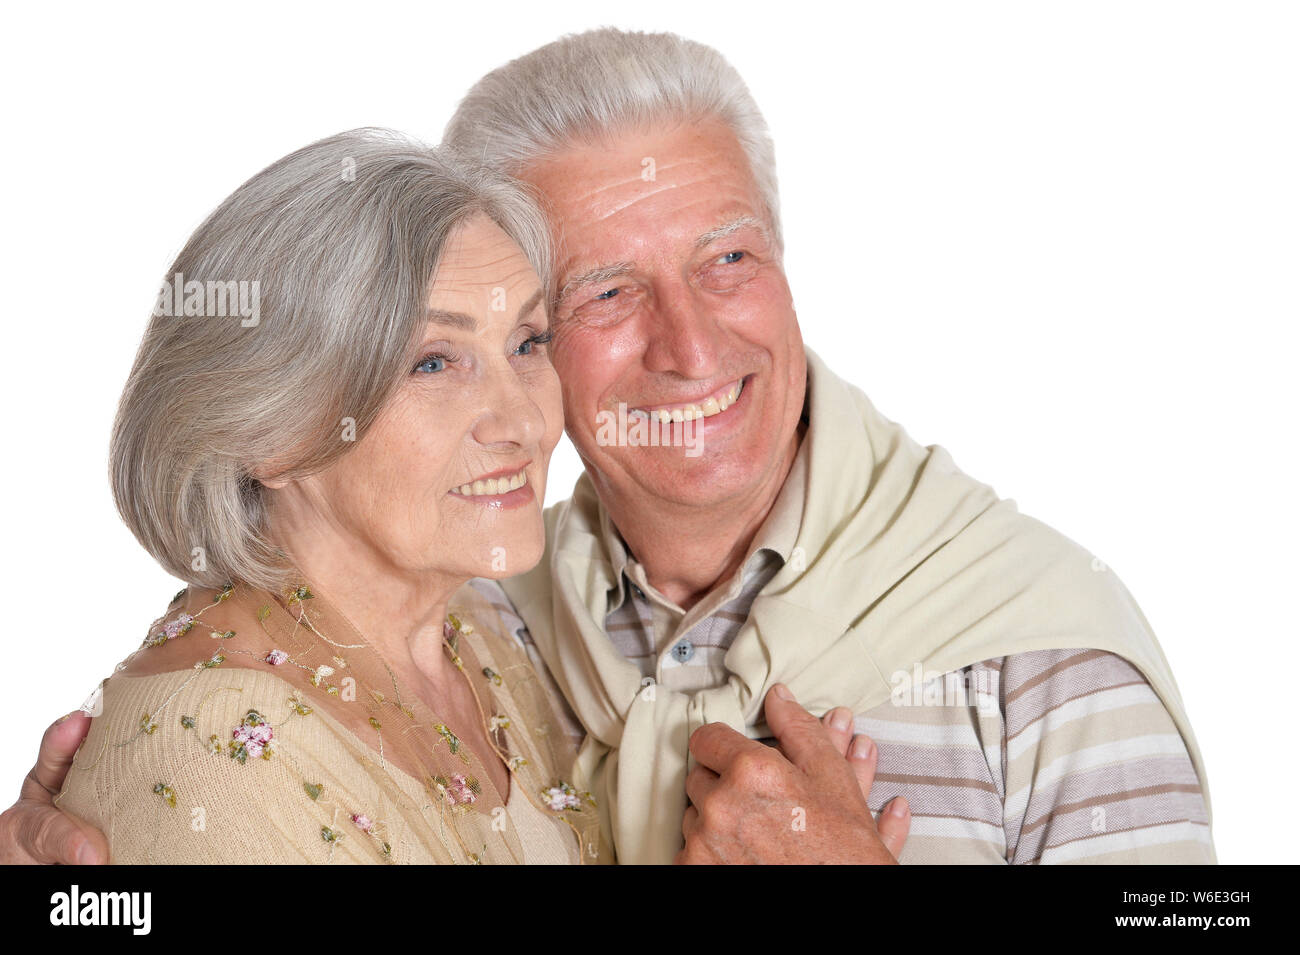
<box><xmin>542</xmin><ymin>781</ymin><xmax>595</xmax><ymax>813</ymax></box>
<box><xmin>434</xmin><ymin>772</ymin><xmax>480</xmax><ymax>809</ymax></box>
<box><xmin>84</xmin><ymin>584</ymin><xmax>605</xmax><ymax>864</ymax></box>
<box><xmin>229</xmin><ymin>710</ymin><xmax>273</xmax><ymax>763</ymax></box>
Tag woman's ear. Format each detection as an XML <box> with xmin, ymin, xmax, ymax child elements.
<box><xmin>250</xmin><ymin>464</ymin><xmax>292</xmax><ymax>491</ymax></box>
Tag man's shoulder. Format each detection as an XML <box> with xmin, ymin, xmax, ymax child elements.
<box><xmin>978</xmin><ymin>645</ymin><xmax>1162</xmax><ymax>722</ymax></box>
<box><xmin>990</xmin><ymin>646</ymin><xmax>1213</xmax><ymax>864</ymax></box>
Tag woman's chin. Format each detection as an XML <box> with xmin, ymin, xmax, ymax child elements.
<box><xmin>467</xmin><ymin>533</ymin><xmax>545</xmax><ymax>581</ymax></box>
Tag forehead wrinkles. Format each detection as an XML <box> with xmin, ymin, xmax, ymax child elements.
<box><xmin>433</xmin><ymin>242</ymin><xmax>536</xmax><ymax>296</ymax></box>
<box><xmin>573</xmin><ymin>152</ymin><xmax>752</xmax><ymax>229</ymax></box>
<box><xmin>536</xmin><ymin>126</ymin><xmax>767</xmax><ymax>290</ymax></box>
<box><xmin>435</xmin><ymin>254</ymin><xmax>534</xmax><ymax>286</ymax></box>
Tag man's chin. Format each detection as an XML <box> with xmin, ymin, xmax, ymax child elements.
<box><xmin>611</xmin><ymin>452</ymin><xmax>775</xmax><ymax>512</ymax></box>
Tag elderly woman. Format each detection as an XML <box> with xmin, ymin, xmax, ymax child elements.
<box><xmin>55</xmin><ymin>130</ymin><xmax>605</xmax><ymax>864</ymax></box>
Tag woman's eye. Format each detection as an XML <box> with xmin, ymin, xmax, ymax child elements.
<box><xmin>413</xmin><ymin>354</ymin><xmax>448</xmax><ymax>374</ymax></box>
<box><xmin>514</xmin><ymin>329</ymin><xmax>553</xmax><ymax>356</ymax></box>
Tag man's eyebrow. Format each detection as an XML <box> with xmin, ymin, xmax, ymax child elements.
<box><xmin>556</xmin><ymin>263</ymin><xmax>634</xmax><ymax>303</ymax></box>
<box><xmin>552</xmin><ymin>218</ymin><xmax>768</xmax><ymax>305</ymax></box>
<box><xmin>424</xmin><ymin>287</ymin><xmax>545</xmax><ymax>331</ymax></box>
<box><xmin>695</xmin><ymin>215</ymin><xmax>769</xmax><ymax>248</ymax></box>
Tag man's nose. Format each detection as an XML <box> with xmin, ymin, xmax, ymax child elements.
<box><xmin>641</xmin><ymin>282</ymin><xmax>724</xmax><ymax>378</ymax></box>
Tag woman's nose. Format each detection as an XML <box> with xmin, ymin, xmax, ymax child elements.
<box><xmin>471</xmin><ymin>365</ymin><xmax>546</xmax><ymax>449</ymax></box>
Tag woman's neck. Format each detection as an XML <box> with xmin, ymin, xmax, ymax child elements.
<box><xmin>267</xmin><ymin>518</ymin><xmax>466</xmax><ymax>695</ymax></box>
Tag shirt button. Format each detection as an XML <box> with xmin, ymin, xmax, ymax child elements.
<box><xmin>670</xmin><ymin>640</ymin><xmax>695</xmax><ymax>663</ymax></box>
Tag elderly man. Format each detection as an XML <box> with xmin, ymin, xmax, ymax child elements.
<box><xmin>3</xmin><ymin>28</ymin><xmax>1213</xmax><ymax>865</ymax></box>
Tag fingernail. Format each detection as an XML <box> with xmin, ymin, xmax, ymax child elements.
<box><xmin>54</xmin><ymin>712</ymin><xmax>78</xmax><ymax>726</ymax></box>
<box><xmin>75</xmin><ymin>840</ymin><xmax>97</xmax><ymax>865</ymax></box>
<box><xmin>851</xmin><ymin>736</ymin><xmax>875</xmax><ymax>761</ymax></box>
<box><xmin>773</xmin><ymin>683</ymin><xmax>795</xmax><ymax>702</ymax></box>
<box><xmin>830</xmin><ymin>708</ymin><xmax>853</xmax><ymax>732</ymax></box>
<box><xmin>888</xmin><ymin>798</ymin><xmax>909</xmax><ymax>818</ymax></box>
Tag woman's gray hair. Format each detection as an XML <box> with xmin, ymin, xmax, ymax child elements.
<box><xmin>443</xmin><ymin>27</ymin><xmax>783</xmax><ymax>249</ymax></box>
<box><xmin>111</xmin><ymin>128</ymin><xmax>551</xmax><ymax>589</ymax></box>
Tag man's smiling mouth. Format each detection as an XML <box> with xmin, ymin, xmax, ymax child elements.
<box><xmin>629</xmin><ymin>377</ymin><xmax>746</xmax><ymax>422</ymax></box>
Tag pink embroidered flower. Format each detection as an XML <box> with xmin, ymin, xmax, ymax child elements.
<box><xmin>232</xmin><ymin>712</ymin><xmax>273</xmax><ymax>760</ymax></box>
<box><xmin>443</xmin><ymin>773</ymin><xmax>477</xmax><ymax>806</ymax></box>
<box><xmin>158</xmin><ymin>613</ymin><xmax>193</xmax><ymax>640</ymax></box>
<box><xmin>448</xmin><ymin>774</ymin><xmax>477</xmax><ymax>805</ymax></box>
<box><xmin>351</xmin><ymin>813</ymin><xmax>374</xmax><ymax>832</ymax></box>
<box><xmin>265</xmin><ymin>649</ymin><xmax>288</xmax><ymax>666</ymax></box>
<box><xmin>542</xmin><ymin>782</ymin><xmax>583</xmax><ymax>812</ymax></box>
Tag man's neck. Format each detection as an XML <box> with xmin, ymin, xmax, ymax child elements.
<box><xmin>601</xmin><ymin>423</ymin><xmax>804</xmax><ymax>611</ymax></box>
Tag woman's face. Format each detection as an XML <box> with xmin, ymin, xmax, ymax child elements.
<box><xmin>270</xmin><ymin>215</ymin><xmax>563</xmax><ymax>585</ymax></box>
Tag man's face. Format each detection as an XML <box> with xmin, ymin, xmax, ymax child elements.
<box><xmin>520</xmin><ymin>120</ymin><xmax>806</xmax><ymax>511</ymax></box>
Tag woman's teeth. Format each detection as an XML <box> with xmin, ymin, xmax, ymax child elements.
<box><xmin>633</xmin><ymin>379</ymin><xmax>744</xmax><ymax>423</ymax></box>
<box><xmin>455</xmin><ymin>470</ymin><xmax>527</xmax><ymax>497</ymax></box>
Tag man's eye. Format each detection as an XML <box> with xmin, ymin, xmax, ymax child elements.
<box><xmin>718</xmin><ymin>251</ymin><xmax>745</xmax><ymax>264</ymax></box>
<box><xmin>413</xmin><ymin>354</ymin><xmax>448</xmax><ymax>374</ymax></box>
<box><xmin>594</xmin><ymin>287</ymin><xmax>620</xmax><ymax>301</ymax></box>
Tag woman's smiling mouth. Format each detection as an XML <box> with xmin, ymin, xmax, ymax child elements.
<box><xmin>447</xmin><ymin>465</ymin><xmax>536</xmax><ymax>509</ymax></box>
<box><xmin>450</xmin><ymin>466</ymin><xmax>530</xmax><ymax>498</ymax></box>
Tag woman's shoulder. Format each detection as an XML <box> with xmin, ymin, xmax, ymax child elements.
<box><xmin>114</xmin><ymin>584</ymin><xmax>267</xmax><ymax>679</ymax></box>
<box><xmin>61</xmin><ymin>661</ymin><xmax>406</xmax><ymax>863</ymax></box>
<box><xmin>99</xmin><ymin>664</ymin><xmax>308</xmax><ymax>738</ymax></box>
<box><xmin>59</xmin><ymin>668</ymin><xmax>314</xmax><ymax>863</ymax></box>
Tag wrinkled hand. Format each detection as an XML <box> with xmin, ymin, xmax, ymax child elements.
<box><xmin>0</xmin><ymin>712</ymin><xmax>107</xmax><ymax>864</ymax></box>
<box><xmin>676</xmin><ymin>684</ymin><xmax>910</xmax><ymax>864</ymax></box>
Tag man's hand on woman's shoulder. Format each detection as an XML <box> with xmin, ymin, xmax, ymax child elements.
<box><xmin>0</xmin><ymin>712</ymin><xmax>106</xmax><ymax>864</ymax></box>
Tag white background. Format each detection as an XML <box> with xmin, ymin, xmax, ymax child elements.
<box><xmin>1</xmin><ymin>1</ymin><xmax>1294</xmax><ymax>863</ymax></box>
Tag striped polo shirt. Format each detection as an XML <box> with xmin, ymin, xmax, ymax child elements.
<box><xmin>467</xmin><ymin>445</ymin><xmax>1214</xmax><ymax>863</ymax></box>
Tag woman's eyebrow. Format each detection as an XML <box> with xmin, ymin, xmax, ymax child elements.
<box><xmin>515</xmin><ymin>288</ymin><xmax>544</xmax><ymax>322</ymax></box>
<box><xmin>424</xmin><ymin>288</ymin><xmax>545</xmax><ymax>330</ymax></box>
<box><xmin>425</xmin><ymin>309</ymin><xmax>478</xmax><ymax>331</ymax></box>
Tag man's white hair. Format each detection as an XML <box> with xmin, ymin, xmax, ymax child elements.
<box><xmin>443</xmin><ymin>27</ymin><xmax>783</xmax><ymax>248</ymax></box>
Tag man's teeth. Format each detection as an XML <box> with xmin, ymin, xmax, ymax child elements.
<box><xmin>635</xmin><ymin>379</ymin><xmax>743</xmax><ymax>423</ymax></box>
<box><xmin>455</xmin><ymin>470</ymin><xmax>527</xmax><ymax>496</ymax></box>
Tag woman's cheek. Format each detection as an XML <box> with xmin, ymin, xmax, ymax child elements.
<box><xmin>524</xmin><ymin>364</ymin><xmax>565</xmax><ymax>450</ymax></box>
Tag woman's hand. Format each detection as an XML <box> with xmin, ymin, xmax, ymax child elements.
<box><xmin>677</xmin><ymin>685</ymin><xmax>911</xmax><ymax>864</ymax></box>
<box><xmin>0</xmin><ymin>712</ymin><xmax>108</xmax><ymax>864</ymax></box>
